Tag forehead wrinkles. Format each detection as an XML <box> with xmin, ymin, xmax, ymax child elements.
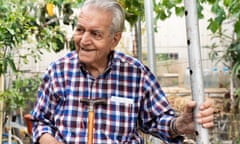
<box><xmin>78</xmin><ymin>6</ymin><xmax>113</xmax><ymax>30</ymax></box>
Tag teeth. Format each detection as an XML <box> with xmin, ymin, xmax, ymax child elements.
<box><xmin>81</xmin><ymin>48</ymin><xmax>94</xmax><ymax>51</ymax></box>
<box><xmin>81</xmin><ymin>48</ymin><xmax>86</xmax><ymax>50</ymax></box>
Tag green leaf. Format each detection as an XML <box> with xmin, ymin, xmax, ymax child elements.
<box><xmin>162</xmin><ymin>0</ymin><xmax>175</xmax><ymax>9</ymax></box>
<box><xmin>197</xmin><ymin>1</ymin><xmax>204</xmax><ymax>19</ymax></box>
<box><xmin>175</xmin><ymin>6</ymin><xmax>185</xmax><ymax>17</ymax></box>
<box><xmin>207</xmin><ymin>0</ymin><xmax>216</xmax><ymax>4</ymax></box>
<box><xmin>232</xmin><ymin>61</ymin><xmax>240</xmax><ymax>76</ymax></box>
<box><xmin>223</xmin><ymin>0</ymin><xmax>231</xmax><ymax>7</ymax></box>
<box><xmin>3</xmin><ymin>57</ymin><xmax>8</xmax><ymax>73</ymax></box>
<box><xmin>207</xmin><ymin>18</ymin><xmax>220</xmax><ymax>33</ymax></box>
<box><xmin>229</xmin><ymin>0</ymin><xmax>240</xmax><ymax>14</ymax></box>
<box><xmin>157</xmin><ymin>9</ymin><xmax>168</xmax><ymax>20</ymax></box>
<box><xmin>174</xmin><ymin>0</ymin><xmax>182</xmax><ymax>4</ymax></box>
<box><xmin>6</xmin><ymin>28</ymin><xmax>15</xmax><ymax>35</ymax></box>
<box><xmin>6</xmin><ymin>57</ymin><xmax>17</xmax><ymax>73</ymax></box>
<box><xmin>234</xmin><ymin>20</ymin><xmax>240</xmax><ymax>39</ymax></box>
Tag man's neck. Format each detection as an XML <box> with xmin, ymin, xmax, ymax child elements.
<box><xmin>82</xmin><ymin>51</ymin><xmax>114</xmax><ymax>78</ymax></box>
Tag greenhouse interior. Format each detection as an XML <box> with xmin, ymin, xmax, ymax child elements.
<box><xmin>0</xmin><ymin>0</ymin><xmax>240</xmax><ymax>144</ymax></box>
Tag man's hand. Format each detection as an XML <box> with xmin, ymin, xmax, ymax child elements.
<box><xmin>174</xmin><ymin>99</ymin><xmax>214</xmax><ymax>135</ymax></box>
<box><xmin>39</xmin><ymin>133</ymin><xmax>64</xmax><ymax>144</ymax></box>
<box><xmin>196</xmin><ymin>99</ymin><xmax>214</xmax><ymax>128</ymax></box>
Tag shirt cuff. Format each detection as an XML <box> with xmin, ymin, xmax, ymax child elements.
<box><xmin>32</xmin><ymin>122</ymin><xmax>55</xmax><ymax>143</ymax></box>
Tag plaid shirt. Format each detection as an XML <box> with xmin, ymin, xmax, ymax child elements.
<box><xmin>31</xmin><ymin>51</ymin><xmax>183</xmax><ymax>144</ymax></box>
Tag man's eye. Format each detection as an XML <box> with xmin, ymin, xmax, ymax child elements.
<box><xmin>76</xmin><ymin>28</ymin><xmax>84</xmax><ymax>33</ymax></box>
<box><xmin>91</xmin><ymin>31</ymin><xmax>103</xmax><ymax>40</ymax></box>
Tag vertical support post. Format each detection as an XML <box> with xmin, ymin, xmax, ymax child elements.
<box><xmin>136</xmin><ymin>16</ymin><xmax>142</xmax><ymax>61</ymax></box>
<box><xmin>184</xmin><ymin>0</ymin><xmax>209</xmax><ymax>143</ymax></box>
<box><xmin>0</xmin><ymin>75</ymin><xmax>4</xmax><ymax>144</ymax></box>
<box><xmin>144</xmin><ymin>0</ymin><xmax>156</xmax><ymax>74</ymax></box>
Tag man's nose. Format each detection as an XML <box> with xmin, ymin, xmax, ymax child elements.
<box><xmin>81</xmin><ymin>32</ymin><xmax>91</xmax><ymax>45</ymax></box>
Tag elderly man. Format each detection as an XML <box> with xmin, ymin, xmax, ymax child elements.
<box><xmin>31</xmin><ymin>0</ymin><xmax>214</xmax><ymax>143</ymax></box>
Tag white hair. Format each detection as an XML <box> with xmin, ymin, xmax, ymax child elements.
<box><xmin>81</xmin><ymin>0</ymin><xmax>125</xmax><ymax>33</ymax></box>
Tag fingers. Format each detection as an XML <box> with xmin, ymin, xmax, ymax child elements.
<box><xmin>199</xmin><ymin>99</ymin><xmax>214</xmax><ymax>110</ymax></box>
<box><xmin>185</xmin><ymin>99</ymin><xmax>214</xmax><ymax>115</ymax></box>
<box><xmin>181</xmin><ymin>99</ymin><xmax>214</xmax><ymax>131</ymax></box>
<box><xmin>198</xmin><ymin>103</ymin><xmax>214</xmax><ymax>116</ymax></box>
<box><xmin>196</xmin><ymin>114</ymin><xmax>214</xmax><ymax>127</ymax></box>
<box><xmin>177</xmin><ymin>100</ymin><xmax>214</xmax><ymax>134</ymax></box>
<box><xmin>184</xmin><ymin>101</ymin><xmax>196</xmax><ymax>113</ymax></box>
<box><xmin>196</xmin><ymin>99</ymin><xmax>214</xmax><ymax>128</ymax></box>
<box><xmin>197</xmin><ymin>117</ymin><xmax>214</xmax><ymax>128</ymax></box>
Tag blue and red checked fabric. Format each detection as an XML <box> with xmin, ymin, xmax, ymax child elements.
<box><xmin>31</xmin><ymin>51</ymin><xmax>183</xmax><ymax>143</ymax></box>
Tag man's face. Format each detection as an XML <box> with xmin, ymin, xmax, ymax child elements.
<box><xmin>74</xmin><ymin>6</ymin><xmax>121</xmax><ymax>68</ymax></box>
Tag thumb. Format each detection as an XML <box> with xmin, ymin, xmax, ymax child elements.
<box><xmin>184</xmin><ymin>101</ymin><xmax>196</xmax><ymax>114</ymax></box>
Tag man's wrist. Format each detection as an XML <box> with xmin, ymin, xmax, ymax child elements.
<box><xmin>170</xmin><ymin>118</ymin><xmax>182</xmax><ymax>137</ymax></box>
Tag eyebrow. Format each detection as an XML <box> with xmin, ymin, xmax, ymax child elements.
<box><xmin>76</xmin><ymin>24</ymin><xmax>105</xmax><ymax>32</ymax></box>
<box><xmin>76</xmin><ymin>24</ymin><xmax>84</xmax><ymax>28</ymax></box>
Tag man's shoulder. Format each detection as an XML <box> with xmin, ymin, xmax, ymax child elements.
<box><xmin>54</xmin><ymin>51</ymin><xmax>78</xmax><ymax>64</ymax></box>
<box><xmin>113</xmin><ymin>51</ymin><xmax>155</xmax><ymax>77</ymax></box>
<box><xmin>59</xmin><ymin>51</ymin><xmax>77</xmax><ymax>61</ymax></box>
<box><xmin>48</xmin><ymin>51</ymin><xmax>78</xmax><ymax>70</ymax></box>
<box><xmin>114</xmin><ymin>51</ymin><xmax>145</xmax><ymax>68</ymax></box>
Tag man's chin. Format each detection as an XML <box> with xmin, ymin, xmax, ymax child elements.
<box><xmin>79</xmin><ymin>58</ymin><xmax>92</xmax><ymax>63</ymax></box>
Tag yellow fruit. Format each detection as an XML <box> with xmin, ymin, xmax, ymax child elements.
<box><xmin>46</xmin><ymin>3</ymin><xmax>54</xmax><ymax>17</ymax></box>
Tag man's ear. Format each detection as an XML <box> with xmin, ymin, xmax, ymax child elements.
<box><xmin>111</xmin><ymin>32</ymin><xmax>122</xmax><ymax>49</ymax></box>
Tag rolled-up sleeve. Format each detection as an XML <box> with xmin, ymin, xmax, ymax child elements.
<box><xmin>139</xmin><ymin>68</ymin><xmax>184</xmax><ymax>143</ymax></box>
<box><xmin>31</xmin><ymin>66</ymin><xmax>59</xmax><ymax>143</ymax></box>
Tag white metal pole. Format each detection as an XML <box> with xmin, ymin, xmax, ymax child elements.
<box><xmin>144</xmin><ymin>0</ymin><xmax>156</xmax><ymax>74</ymax></box>
<box><xmin>184</xmin><ymin>0</ymin><xmax>209</xmax><ymax>143</ymax></box>
<box><xmin>136</xmin><ymin>17</ymin><xmax>142</xmax><ymax>61</ymax></box>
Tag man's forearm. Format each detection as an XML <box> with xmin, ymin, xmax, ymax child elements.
<box><xmin>39</xmin><ymin>133</ymin><xmax>63</xmax><ymax>144</ymax></box>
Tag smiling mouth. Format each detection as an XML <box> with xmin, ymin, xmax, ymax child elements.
<box><xmin>80</xmin><ymin>47</ymin><xmax>96</xmax><ymax>52</ymax></box>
